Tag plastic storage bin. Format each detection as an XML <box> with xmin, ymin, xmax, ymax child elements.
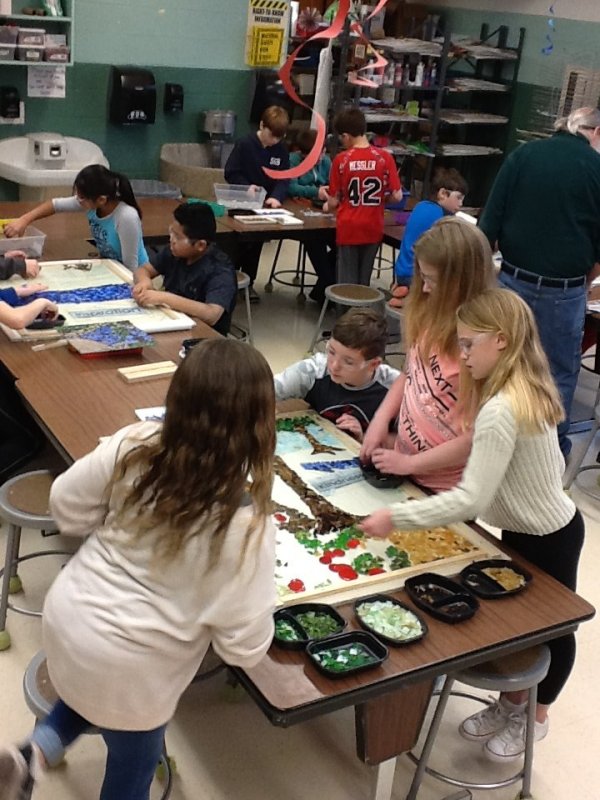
<box><xmin>0</xmin><ymin>26</ymin><xmax>19</xmax><ymax>44</ymax></box>
<box><xmin>0</xmin><ymin>43</ymin><xmax>15</xmax><ymax>60</ymax></box>
<box><xmin>0</xmin><ymin>225</ymin><xmax>46</xmax><ymax>258</ymax></box>
<box><xmin>214</xmin><ymin>183</ymin><xmax>266</xmax><ymax>209</ymax></box>
<box><xmin>18</xmin><ymin>27</ymin><xmax>45</xmax><ymax>46</ymax></box>
<box><xmin>16</xmin><ymin>44</ymin><xmax>43</xmax><ymax>62</ymax></box>
<box><xmin>130</xmin><ymin>179</ymin><xmax>182</xmax><ymax>199</ymax></box>
<box><xmin>44</xmin><ymin>45</ymin><xmax>69</xmax><ymax>62</ymax></box>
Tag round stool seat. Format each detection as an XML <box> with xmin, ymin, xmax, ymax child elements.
<box><xmin>325</xmin><ymin>283</ymin><xmax>385</xmax><ymax>305</ymax></box>
<box><xmin>236</xmin><ymin>271</ymin><xmax>250</xmax><ymax>290</ymax></box>
<box><xmin>23</xmin><ymin>650</ymin><xmax>58</xmax><ymax>719</ymax></box>
<box><xmin>457</xmin><ymin>645</ymin><xmax>551</xmax><ymax>693</ymax></box>
<box><xmin>0</xmin><ymin>470</ymin><xmax>55</xmax><ymax>529</ymax></box>
<box><xmin>23</xmin><ymin>651</ymin><xmax>173</xmax><ymax>798</ymax></box>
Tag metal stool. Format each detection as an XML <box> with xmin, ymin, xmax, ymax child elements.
<box><xmin>23</xmin><ymin>651</ymin><xmax>173</xmax><ymax>799</ymax></box>
<box><xmin>264</xmin><ymin>240</ymin><xmax>316</xmax><ymax>303</ymax></box>
<box><xmin>0</xmin><ymin>470</ymin><xmax>69</xmax><ymax>651</ymax></box>
<box><xmin>563</xmin><ymin>399</ymin><xmax>600</xmax><ymax>495</ymax></box>
<box><xmin>230</xmin><ymin>270</ymin><xmax>253</xmax><ymax>345</ymax></box>
<box><xmin>308</xmin><ymin>283</ymin><xmax>385</xmax><ymax>352</ymax></box>
<box><xmin>374</xmin><ymin>241</ymin><xmax>397</xmax><ymax>279</ymax></box>
<box><xmin>406</xmin><ymin>645</ymin><xmax>551</xmax><ymax>800</ymax></box>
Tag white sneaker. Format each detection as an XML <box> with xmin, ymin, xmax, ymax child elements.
<box><xmin>484</xmin><ymin>711</ymin><xmax>549</xmax><ymax>763</ymax></box>
<box><xmin>459</xmin><ymin>695</ymin><xmax>526</xmax><ymax>742</ymax></box>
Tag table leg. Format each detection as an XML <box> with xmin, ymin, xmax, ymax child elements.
<box><xmin>373</xmin><ymin>757</ymin><xmax>397</xmax><ymax>800</ymax></box>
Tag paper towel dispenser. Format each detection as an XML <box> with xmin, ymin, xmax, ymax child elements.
<box><xmin>109</xmin><ymin>66</ymin><xmax>156</xmax><ymax>125</ymax></box>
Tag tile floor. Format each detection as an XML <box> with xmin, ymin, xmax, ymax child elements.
<box><xmin>0</xmin><ymin>241</ymin><xmax>598</xmax><ymax>799</ymax></box>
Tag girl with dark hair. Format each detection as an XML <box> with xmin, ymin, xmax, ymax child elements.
<box><xmin>0</xmin><ymin>339</ymin><xmax>278</xmax><ymax>800</ymax></box>
<box><xmin>5</xmin><ymin>165</ymin><xmax>149</xmax><ymax>271</ymax></box>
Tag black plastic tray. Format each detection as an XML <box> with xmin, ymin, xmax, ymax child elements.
<box><xmin>360</xmin><ymin>462</ymin><xmax>403</xmax><ymax>490</ymax></box>
<box><xmin>460</xmin><ymin>559</ymin><xmax>532</xmax><ymax>599</ymax></box>
<box><xmin>354</xmin><ymin>593</ymin><xmax>428</xmax><ymax>646</ymax></box>
<box><xmin>273</xmin><ymin>603</ymin><xmax>347</xmax><ymax>650</ymax></box>
<box><xmin>306</xmin><ymin>631</ymin><xmax>388</xmax><ymax>679</ymax></box>
<box><xmin>404</xmin><ymin>573</ymin><xmax>479</xmax><ymax>623</ymax></box>
<box><xmin>26</xmin><ymin>313</ymin><xmax>65</xmax><ymax>330</ymax></box>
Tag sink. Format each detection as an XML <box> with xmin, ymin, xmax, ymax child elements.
<box><xmin>0</xmin><ymin>134</ymin><xmax>109</xmax><ymax>199</ymax></box>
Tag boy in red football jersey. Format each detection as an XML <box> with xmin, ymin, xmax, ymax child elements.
<box><xmin>320</xmin><ymin>107</ymin><xmax>402</xmax><ymax>285</ymax></box>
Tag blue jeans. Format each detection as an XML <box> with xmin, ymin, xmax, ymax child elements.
<box><xmin>31</xmin><ymin>699</ymin><xmax>167</xmax><ymax>800</ymax></box>
<box><xmin>499</xmin><ymin>268</ymin><xmax>586</xmax><ymax>457</ymax></box>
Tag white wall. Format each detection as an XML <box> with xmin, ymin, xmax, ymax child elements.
<box><xmin>425</xmin><ymin>0</ymin><xmax>600</xmax><ymax>23</ymax></box>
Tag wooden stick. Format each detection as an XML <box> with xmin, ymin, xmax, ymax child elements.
<box><xmin>31</xmin><ymin>339</ymin><xmax>69</xmax><ymax>352</ymax></box>
<box><xmin>117</xmin><ymin>360</ymin><xmax>177</xmax><ymax>383</ymax></box>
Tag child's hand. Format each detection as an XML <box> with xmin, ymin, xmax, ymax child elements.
<box><xmin>3</xmin><ymin>219</ymin><xmax>27</xmax><ymax>238</ymax></box>
<box><xmin>588</xmin><ymin>284</ymin><xmax>600</xmax><ymax>302</ymax></box>
<box><xmin>40</xmin><ymin>300</ymin><xmax>59</xmax><ymax>319</ymax></box>
<box><xmin>132</xmin><ymin>279</ymin><xmax>152</xmax><ymax>300</ymax></box>
<box><xmin>4</xmin><ymin>249</ymin><xmax>27</xmax><ymax>259</ymax></box>
<box><xmin>25</xmin><ymin>259</ymin><xmax>40</xmax><ymax>278</ymax></box>
<box><xmin>265</xmin><ymin>197</ymin><xmax>282</xmax><ymax>209</ymax></box>
<box><xmin>16</xmin><ymin>282</ymin><xmax>48</xmax><ymax>298</ymax></box>
<box><xmin>134</xmin><ymin>287</ymin><xmax>162</xmax><ymax>307</ymax></box>
<box><xmin>318</xmin><ymin>185</ymin><xmax>330</xmax><ymax>201</ymax></box>
<box><xmin>360</xmin><ymin>508</ymin><xmax>394</xmax><ymax>539</ymax></box>
<box><xmin>371</xmin><ymin>448</ymin><xmax>412</xmax><ymax>476</ymax></box>
<box><xmin>360</xmin><ymin>424</ymin><xmax>388</xmax><ymax>462</ymax></box>
<box><xmin>336</xmin><ymin>413</ymin><xmax>364</xmax><ymax>442</ymax></box>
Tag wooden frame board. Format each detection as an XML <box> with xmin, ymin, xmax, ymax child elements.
<box><xmin>0</xmin><ymin>259</ymin><xmax>194</xmax><ymax>340</ymax></box>
<box><xmin>273</xmin><ymin>411</ymin><xmax>504</xmax><ymax>607</ymax></box>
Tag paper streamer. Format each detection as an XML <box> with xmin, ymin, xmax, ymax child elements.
<box><xmin>349</xmin><ymin>21</ymin><xmax>388</xmax><ymax>88</ymax></box>
<box><xmin>263</xmin><ymin>0</ymin><xmax>391</xmax><ymax>181</ymax></box>
<box><xmin>541</xmin><ymin>3</ymin><xmax>556</xmax><ymax>56</ymax></box>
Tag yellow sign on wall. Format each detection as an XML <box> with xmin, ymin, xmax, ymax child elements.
<box><xmin>245</xmin><ymin>0</ymin><xmax>290</xmax><ymax>68</ymax></box>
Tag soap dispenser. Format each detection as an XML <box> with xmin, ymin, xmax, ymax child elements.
<box><xmin>0</xmin><ymin>86</ymin><xmax>20</xmax><ymax>119</ymax></box>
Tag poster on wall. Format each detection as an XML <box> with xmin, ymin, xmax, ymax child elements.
<box><xmin>27</xmin><ymin>65</ymin><xmax>66</xmax><ymax>98</ymax></box>
<box><xmin>245</xmin><ymin>0</ymin><xmax>291</xmax><ymax>68</ymax></box>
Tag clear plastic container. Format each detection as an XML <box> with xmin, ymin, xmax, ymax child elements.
<box><xmin>0</xmin><ymin>42</ymin><xmax>15</xmax><ymax>60</ymax></box>
<box><xmin>0</xmin><ymin>225</ymin><xmax>46</xmax><ymax>258</ymax></box>
<box><xmin>214</xmin><ymin>183</ymin><xmax>266</xmax><ymax>209</ymax></box>
<box><xmin>130</xmin><ymin>179</ymin><xmax>182</xmax><ymax>199</ymax></box>
<box><xmin>16</xmin><ymin>44</ymin><xmax>44</xmax><ymax>62</ymax></box>
<box><xmin>17</xmin><ymin>27</ymin><xmax>45</xmax><ymax>46</ymax></box>
<box><xmin>0</xmin><ymin>25</ymin><xmax>19</xmax><ymax>44</ymax></box>
<box><xmin>44</xmin><ymin>45</ymin><xmax>70</xmax><ymax>62</ymax></box>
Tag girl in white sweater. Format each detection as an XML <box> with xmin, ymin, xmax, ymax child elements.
<box><xmin>361</xmin><ymin>288</ymin><xmax>585</xmax><ymax>764</ymax></box>
<box><xmin>0</xmin><ymin>339</ymin><xmax>278</xmax><ymax>800</ymax></box>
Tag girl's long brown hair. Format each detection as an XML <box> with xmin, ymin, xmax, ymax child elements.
<box><xmin>405</xmin><ymin>217</ymin><xmax>496</xmax><ymax>358</ymax></box>
<box><xmin>110</xmin><ymin>339</ymin><xmax>275</xmax><ymax>567</ymax></box>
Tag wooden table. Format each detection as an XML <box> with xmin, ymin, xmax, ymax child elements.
<box><xmin>0</xmin><ymin>198</ymin><xmax>180</xmax><ymax>241</ymax></box>
<box><xmin>236</xmin><ymin>544</ymin><xmax>594</xmax><ymax>799</ymax></box>
<box><xmin>0</xmin><ymin>321</ymin><xmax>218</xmax><ymax>463</ymax></box>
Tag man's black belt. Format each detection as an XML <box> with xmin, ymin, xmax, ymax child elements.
<box><xmin>501</xmin><ymin>261</ymin><xmax>586</xmax><ymax>288</ymax></box>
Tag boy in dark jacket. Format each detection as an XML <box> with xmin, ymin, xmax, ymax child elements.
<box><xmin>133</xmin><ymin>203</ymin><xmax>236</xmax><ymax>336</ymax></box>
<box><xmin>224</xmin><ymin>105</ymin><xmax>290</xmax><ymax>301</ymax></box>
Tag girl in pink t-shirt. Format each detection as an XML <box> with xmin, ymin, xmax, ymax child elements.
<box><xmin>361</xmin><ymin>218</ymin><xmax>496</xmax><ymax>490</ymax></box>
